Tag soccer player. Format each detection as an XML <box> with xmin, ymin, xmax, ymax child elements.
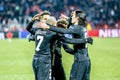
<box><xmin>26</xmin><ymin>11</ymin><xmax>56</xmax><ymax>80</ymax></box>
<box><xmin>37</xmin><ymin>10</ymin><xmax>92</xmax><ymax>80</ymax></box>
<box><xmin>28</xmin><ymin>10</ymin><xmax>50</xmax><ymax>42</ymax></box>
<box><xmin>46</xmin><ymin>18</ymin><xmax>92</xmax><ymax>80</ymax></box>
<box><xmin>52</xmin><ymin>19</ymin><xmax>71</xmax><ymax>80</ymax></box>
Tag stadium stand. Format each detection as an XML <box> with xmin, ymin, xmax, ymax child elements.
<box><xmin>0</xmin><ymin>0</ymin><xmax>120</xmax><ymax>32</ymax></box>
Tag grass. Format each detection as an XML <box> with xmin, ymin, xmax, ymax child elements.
<box><xmin>89</xmin><ymin>38</ymin><xmax>120</xmax><ymax>80</ymax></box>
<box><xmin>0</xmin><ymin>38</ymin><xmax>120</xmax><ymax>80</ymax></box>
<box><xmin>0</xmin><ymin>39</ymin><xmax>34</xmax><ymax>80</ymax></box>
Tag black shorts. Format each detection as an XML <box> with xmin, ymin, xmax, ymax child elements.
<box><xmin>32</xmin><ymin>56</ymin><xmax>52</xmax><ymax>80</ymax></box>
<box><xmin>52</xmin><ymin>55</ymin><xmax>66</xmax><ymax>80</ymax></box>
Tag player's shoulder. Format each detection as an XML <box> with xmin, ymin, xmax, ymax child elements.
<box><xmin>78</xmin><ymin>25</ymin><xmax>86</xmax><ymax>30</ymax></box>
<box><xmin>48</xmin><ymin>30</ymin><xmax>57</xmax><ymax>34</ymax></box>
<box><xmin>72</xmin><ymin>25</ymin><xmax>83</xmax><ymax>31</ymax></box>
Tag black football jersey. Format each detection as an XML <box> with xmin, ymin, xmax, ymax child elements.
<box><xmin>26</xmin><ymin>21</ymin><xmax>56</xmax><ymax>56</ymax></box>
<box><xmin>49</xmin><ymin>25</ymin><xmax>89</xmax><ymax>61</ymax></box>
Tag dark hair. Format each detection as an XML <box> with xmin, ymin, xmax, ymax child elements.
<box><xmin>57</xmin><ymin>19</ymin><xmax>68</xmax><ymax>28</ymax></box>
<box><xmin>75</xmin><ymin>10</ymin><xmax>87</xmax><ymax>26</ymax></box>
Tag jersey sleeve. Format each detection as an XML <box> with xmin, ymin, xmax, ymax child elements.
<box><xmin>62</xmin><ymin>43</ymin><xmax>74</xmax><ymax>55</ymax></box>
<box><xmin>26</xmin><ymin>21</ymin><xmax>35</xmax><ymax>35</ymax></box>
<box><xmin>49</xmin><ymin>25</ymin><xmax>78</xmax><ymax>34</ymax></box>
<box><xmin>67</xmin><ymin>16</ymin><xmax>72</xmax><ymax>28</ymax></box>
<box><xmin>61</xmin><ymin>37</ymin><xmax>86</xmax><ymax>44</ymax></box>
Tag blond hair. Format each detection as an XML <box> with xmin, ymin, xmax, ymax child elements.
<box><xmin>46</xmin><ymin>16</ymin><xmax>57</xmax><ymax>26</ymax></box>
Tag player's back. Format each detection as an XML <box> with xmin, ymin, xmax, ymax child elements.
<box><xmin>34</xmin><ymin>28</ymin><xmax>56</xmax><ymax>57</ymax></box>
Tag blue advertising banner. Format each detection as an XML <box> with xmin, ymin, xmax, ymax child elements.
<box><xmin>19</xmin><ymin>31</ymin><xmax>30</xmax><ymax>38</ymax></box>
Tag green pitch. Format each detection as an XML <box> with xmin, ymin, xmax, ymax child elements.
<box><xmin>0</xmin><ymin>38</ymin><xmax>120</xmax><ymax>80</ymax></box>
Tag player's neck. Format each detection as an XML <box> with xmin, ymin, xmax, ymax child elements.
<box><xmin>74</xmin><ymin>22</ymin><xmax>78</xmax><ymax>25</ymax></box>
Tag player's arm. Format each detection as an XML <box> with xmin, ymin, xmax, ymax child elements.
<box><xmin>49</xmin><ymin>25</ymin><xmax>77</xmax><ymax>34</ymax></box>
<box><xmin>66</xmin><ymin>15</ymin><xmax>72</xmax><ymax>28</ymax></box>
<box><xmin>62</xmin><ymin>43</ymin><xmax>74</xmax><ymax>55</ymax></box>
<box><xmin>37</xmin><ymin>22</ymin><xmax>80</xmax><ymax>34</ymax></box>
<box><xmin>61</xmin><ymin>37</ymin><xmax>86</xmax><ymax>44</ymax></box>
<box><xmin>26</xmin><ymin>14</ymin><xmax>40</xmax><ymax>35</ymax></box>
<box><xmin>61</xmin><ymin>37</ymin><xmax>93</xmax><ymax>45</ymax></box>
<box><xmin>26</xmin><ymin>20</ymin><xmax>35</xmax><ymax>35</ymax></box>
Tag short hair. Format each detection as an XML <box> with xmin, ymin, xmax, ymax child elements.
<box><xmin>40</xmin><ymin>10</ymin><xmax>51</xmax><ymax>16</ymax></box>
<box><xmin>46</xmin><ymin>16</ymin><xmax>56</xmax><ymax>26</ymax></box>
<box><xmin>57</xmin><ymin>19</ymin><xmax>68</xmax><ymax>28</ymax></box>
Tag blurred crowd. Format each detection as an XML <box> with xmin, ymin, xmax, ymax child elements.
<box><xmin>0</xmin><ymin>0</ymin><xmax>120</xmax><ymax>31</ymax></box>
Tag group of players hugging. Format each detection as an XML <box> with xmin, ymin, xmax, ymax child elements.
<box><xmin>26</xmin><ymin>10</ymin><xmax>93</xmax><ymax>80</ymax></box>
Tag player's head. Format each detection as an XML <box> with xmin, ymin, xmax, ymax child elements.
<box><xmin>57</xmin><ymin>19</ymin><xmax>68</xmax><ymax>28</ymax></box>
<box><xmin>71</xmin><ymin>10</ymin><xmax>86</xmax><ymax>26</ymax></box>
<box><xmin>40</xmin><ymin>10</ymin><xmax>51</xmax><ymax>23</ymax></box>
<box><xmin>46</xmin><ymin>16</ymin><xmax>57</xmax><ymax>26</ymax></box>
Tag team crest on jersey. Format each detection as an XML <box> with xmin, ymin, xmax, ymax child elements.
<box><xmin>36</xmin><ymin>29</ymin><xmax>47</xmax><ymax>35</ymax></box>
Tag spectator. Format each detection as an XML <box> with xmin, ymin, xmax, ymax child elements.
<box><xmin>0</xmin><ymin>0</ymin><xmax>120</xmax><ymax>31</ymax></box>
<box><xmin>6</xmin><ymin>31</ymin><xmax>13</xmax><ymax>42</ymax></box>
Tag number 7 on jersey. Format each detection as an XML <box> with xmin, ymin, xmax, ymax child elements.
<box><xmin>36</xmin><ymin>35</ymin><xmax>43</xmax><ymax>51</ymax></box>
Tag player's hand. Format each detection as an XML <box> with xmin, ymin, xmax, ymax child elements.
<box><xmin>37</xmin><ymin>22</ymin><xmax>49</xmax><ymax>29</ymax></box>
<box><xmin>28</xmin><ymin>34</ymin><xmax>35</xmax><ymax>42</ymax></box>
<box><xmin>59</xmin><ymin>13</ymin><xmax>68</xmax><ymax>20</ymax></box>
<box><xmin>32</xmin><ymin>14</ymin><xmax>41</xmax><ymax>21</ymax></box>
<box><xmin>59</xmin><ymin>36</ymin><xmax>66</xmax><ymax>42</ymax></box>
<box><xmin>87</xmin><ymin>37</ymin><xmax>93</xmax><ymax>45</ymax></box>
